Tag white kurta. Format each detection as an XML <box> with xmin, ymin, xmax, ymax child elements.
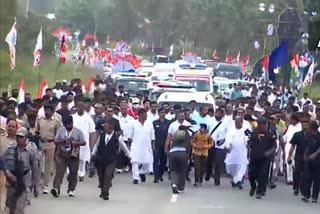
<box><xmin>225</xmin><ymin>127</ymin><xmax>249</xmax><ymax>166</ymax></box>
<box><xmin>130</xmin><ymin>120</ymin><xmax>155</xmax><ymax>164</ymax></box>
<box><xmin>72</xmin><ymin>113</ymin><xmax>95</xmax><ymax>162</ymax></box>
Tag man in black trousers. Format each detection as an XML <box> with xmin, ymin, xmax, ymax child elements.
<box><xmin>92</xmin><ymin>120</ymin><xmax>130</xmax><ymax>200</ymax></box>
<box><xmin>302</xmin><ymin>121</ymin><xmax>320</xmax><ymax>203</ymax></box>
<box><xmin>248</xmin><ymin>117</ymin><xmax>277</xmax><ymax>199</ymax></box>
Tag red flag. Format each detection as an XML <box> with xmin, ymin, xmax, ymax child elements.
<box><xmin>212</xmin><ymin>49</ymin><xmax>219</xmax><ymax>60</ymax></box>
<box><xmin>225</xmin><ymin>50</ymin><xmax>233</xmax><ymax>64</ymax></box>
<box><xmin>87</xmin><ymin>76</ymin><xmax>95</xmax><ymax>93</ymax></box>
<box><xmin>261</xmin><ymin>55</ymin><xmax>269</xmax><ymax>69</ymax></box>
<box><xmin>59</xmin><ymin>35</ymin><xmax>67</xmax><ymax>64</ymax></box>
<box><xmin>38</xmin><ymin>79</ymin><xmax>48</xmax><ymax>98</ymax></box>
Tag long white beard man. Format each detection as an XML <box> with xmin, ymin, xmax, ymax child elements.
<box><xmin>225</xmin><ymin>116</ymin><xmax>249</xmax><ymax>189</ymax></box>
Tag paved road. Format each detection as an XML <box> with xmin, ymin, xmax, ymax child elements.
<box><xmin>27</xmin><ymin>173</ymin><xmax>318</xmax><ymax>214</ymax></box>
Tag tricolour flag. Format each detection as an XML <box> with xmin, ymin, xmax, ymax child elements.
<box><xmin>33</xmin><ymin>27</ymin><xmax>43</xmax><ymax>67</ymax></box>
<box><xmin>212</xmin><ymin>49</ymin><xmax>219</xmax><ymax>60</ymax></box>
<box><xmin>38</xmin><ymin>79</ymin><xmax>48</xmax><ymax>98</ymax></box>
<box><xmin>17</xmin><ymin>80</ymin><xmax>25</xmax><ymax>104</ymax></box>
<box><xmin>5</xmin><ymin>19</ymin><xmax>17</xmax><ymax>70</ymax></box>
<box><xmin>87</xmin><ymin>77</ymin><xmax>95</xmax><ymax>94</ymax></box>
<box><xmin>59</xmin><ymin>35</ymin><xmax>67</xmax><ymax>64</ymax></box>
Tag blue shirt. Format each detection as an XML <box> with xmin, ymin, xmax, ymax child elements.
<box><xmin>231</xmin><ymin>90</ymin><xmax>243</xmax><ymax>100</ymax></box>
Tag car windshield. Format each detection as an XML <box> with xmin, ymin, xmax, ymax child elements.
<box><xmin>215</xmin><ymin>65</ymin><xmax>242</xmax><ymax>79</ymax></box>
<box><xmin>116</xmin><ymin>80</ymin><xmax>148</xmax><ymax>92</ymax></box>
<box><xmin>179</xmin><ymin>80</ymin><xmax>211</xmax><ymax>92</ymax></box>
<box><xmin>157</xmin><ymin>101</ymin><xmax>212</xmax><ymax>111</ymax></box>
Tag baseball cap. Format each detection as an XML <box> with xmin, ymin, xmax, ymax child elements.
<box><xmin>16</xmin><ymin>127</ymin><xmax>28</xmax><ymax>137</ymax></box>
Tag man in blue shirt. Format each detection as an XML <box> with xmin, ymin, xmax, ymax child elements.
<box><xmin>231</xmin><ymin>85</ymin><xmax>243</xmax><ymax>100</ymax></box>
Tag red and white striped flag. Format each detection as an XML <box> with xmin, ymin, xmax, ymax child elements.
<box><xmin>33</xmin><ymin>27</ymin><xmax>43</xmax><ymax>67</ymax></box>
<box><xmin>59</xmin><ymin>35</ymin><xmax>67</xmax><ymax>64</ymax></box>
<box><xmin>5</xmin><ymin>19</ymin><xmax>17</xmax><ymax>70</ymax></box>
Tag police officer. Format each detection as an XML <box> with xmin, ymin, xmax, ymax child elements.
<box><xmin>3</xmin><ymin>127</ymin><xmax>39</xmax><ymax>214</ymax></box>
<box><xmin>248</xmin><ymin>117</ymin><xmax>277</xmax><ymax>199</ymax></box>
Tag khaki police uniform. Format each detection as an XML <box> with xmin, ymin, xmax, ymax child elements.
<box><xmin>4</xmin><ymin>139</ymin><xmax>39</xmax><ymax>214</ymax></box>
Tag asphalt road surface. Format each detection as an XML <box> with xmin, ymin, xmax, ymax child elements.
<box><xmin>27</xmin><ymin>173</ymin><xmax>319</xmax><ymax>214</ymax></box>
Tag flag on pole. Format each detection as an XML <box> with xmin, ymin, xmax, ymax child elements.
<box><xmin>59</xmin><ymin>35</ymin><xmax>67</xmax><ymax>64</ymax></box>
<box><xmin>302</xmin><ymin>60</ymin><xmax>315</xmax><ymax>87</ymax></box>
<box><xmin>268</xmin><ymin>41</ymin><xmax>288</xmax><ymax>83</ymax></box>
<box><xmin>169</xmin><ymin>44</ymin><xmax>174</xmax><ymax>56</ymax></box>
<box><xmin>38</xmin><ymin>79</ymin><xmax>48</xmax><ymax>98</ymax></box>
<box><xmin>236</xmin><ymin>51</ymin><xmax>241</xmax><ymax>63</ymax></box>
<box><xmin>17</xmin><ymin>80</ymin><xmax>25</xmax><ymax>104</ymax></box>
<box><xmin>106</xmin><ymin>35</ymin><xmax>110</xmax><ymax>44</ymax></box>
<box><xmin>212</xmin><ymin>49</ymin><xmax>219</xmax><ymax>60</ymax></box>
<box><xmin>33</xmin><ymin>27</ymin><xmax>43</xmax><ymax>67</ymax></box>
<box><xmin>5</xmin><ymin>19</ymin><xmax>17</xmax><ymax>70</ymax></box>
<box><xmin>225</xmin><ymin>50</ymin><xmax>233</xmax><ymax>64</ymax></box>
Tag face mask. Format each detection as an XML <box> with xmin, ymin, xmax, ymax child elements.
<box><xmin>132</xmin><ymin>104</ymin><xmax>140</xmax><ymax>109</ymax></box>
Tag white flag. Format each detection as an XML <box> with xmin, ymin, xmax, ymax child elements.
<box><xmin>33</xmin><ymin>27</ymin><xmax>43</xmax><ymax>67</ymax></box>
<box><xmin>5</xmin><ymin>19</ymin><xmax>17</xmax><ymax>70</ymax></box>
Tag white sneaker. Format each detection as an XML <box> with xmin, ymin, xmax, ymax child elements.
<box><xmin>68</xmin><ymin>191</ymin><xmax>74</xmax><ymax>197</ymax></box>
<box><xmin>124</xmin><ymin>166</ymin><xmax>130</xmax><ymax>172</ymax></box>
<box><xmin>116</xmin><ymin>169</ymin><xmax>122</xmax><ymax>173</ymax></box>
<box><xmin>43</xmin><ymin>186</ymin><xmax>49</xmax><ymax>194</ymax></box>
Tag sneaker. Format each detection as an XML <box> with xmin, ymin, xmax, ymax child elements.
<box><xmin>268</xmin><ymin>182</ymin><xmax>276</xmax><ymax>189</ymax></box>
<box><xmin>177</xmin><ymin>188</ymin><xmax>184</xmax><ymax>193</ymax></box>
<box><xmin>116</xmin><ymin>169</ymin><xmax>122</xmax><ymax>174</ymax></box>
<box><xmin>68</xmin><ymin>191</ymin><xmax>74</xmax><ymax>197</ymax></box>
<box><xmin>301</xmin><ymin>197</ymin><xmax>309</xmax><ymax>203</ymax></box>
<box><xmin>236</xmin><ymin>182</ymin><xmax>243</xmax><ymax>190</ymax></box>
<box><xmin>88</xmin><ymin>171</ymin><xmax>95</xmax><ymax>178</ymax></box>
<box><xmin>79</xmin><ymin>176</ymin><xmax>84</xmax><ymax>182</ymax></box>
<box><xmin>50</xmin><ymin>188</ymin><xmax>59</xmax><ymax>197</ymax></box>
<box><xmin>43</xmin><ymin>186</ymin><xmax>49</xmax><ymax>194</ymax></box>
<box><xmin>172</xmin><ymin>184</ymin><xmax>179</xmax><ymax>194</ymax></box>
<box><xmin>312</xmin><ymin>198</ymin><xmax>317</xmax><ymax>203</ymax></box>
<box><xmin>231</xmin><ymin>182</ymin><xmax>236</xmax><ymax>188</ymax></box>
<box><xmin>133</xmin><ymin>179</ymin><xmax>139</xmax><ymax>184</ymax></box>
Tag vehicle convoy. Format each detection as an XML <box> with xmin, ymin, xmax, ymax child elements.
<box><xmin>173</xmin><ymin>63</ymin><xmax>213</xmax><ymax>95</ymax></box>
<box><xmin>149</xmin><ymin>81</ymin><xmax>196</xmax><ymax>101</ymax></box>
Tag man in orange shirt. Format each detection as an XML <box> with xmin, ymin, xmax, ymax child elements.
<box><xmin>192</xmin><ymin>124</ymin><xmax>214</xmax><ymax>187</ymax></box>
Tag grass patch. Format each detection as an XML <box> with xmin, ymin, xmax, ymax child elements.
<box><xmin>0</xmin><ymin>50</ymin><xmax>98</xmax><ymax>97</ymax></box>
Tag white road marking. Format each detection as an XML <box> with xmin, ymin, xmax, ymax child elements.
<box><xmin>170</xmin><ymin>194</ymin><xmax>178</xmax><ymax>203</ymax></box>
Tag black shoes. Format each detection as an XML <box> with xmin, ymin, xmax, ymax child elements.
<box><xmin>236</xmin><ymin>182</ymin><xmax>243</xmax><ymax>190</ymax></box>
<box><xmin>133</xmin><ymin>179</ymin><xmax>139</xmax><ymax>184</ymax></box>
<box><xmin>79</xmin><ymin>176</ymin><xmax>84</xmax><ymax>182</ymax></box>
<box><xmin>312</xmin><ymin>198</ymin><xmax>318</xmax><ymax>203</ymax></box>
<box><xmin>51</xmin><ymin>188</ymin><xmax>60</xmax><ymax>198</ymax></box>
<box><xmin>140</xmin><ymin>174</ymin><xmax>146</xmax><ymax>183</ymax></box>
<box><xmin>214</xmin><ymin>179</ymin><xmax>220</xmax><ymax>186</ymax></box>
<box><xmin>88</xmin><ymin>171</ymin><xmax>95</xmax><ymax>178</ymax></box>
<box><xmin>193</xmin><ymin>183</ymin><xmax>198</xmax><ymax>187</ymax></box>
<box><xmin>302</xmin><ymin>197</ymin><xmax>309</xmax><ymax>203</ymax></box>
<box><xmin>293</xmin><ymin>189</ymin><xmax>299</xmax><ymax>196</ymax></box>
<box><xmin>172</xmin><ymin>184</ymin><xmax>179</xmax><ymax>194</ymax></box>
<box><xmin>249</xmin><ymin>188</ymin><xmax>256</xmax><ymax>197</ymax></box>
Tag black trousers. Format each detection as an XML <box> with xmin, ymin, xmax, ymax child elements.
<box><xmin>169</xmin><ymin>151</ymin><xmax>188</xmax><ymax>190</ymax></box>
<box><xmin>96</xmin><ymin>161</ymin><xmax>117</xmax><ymax>196</ymax></box>
<box><xmin>153</xmin><ymin>146</ymin><xmax>167</xmax><ymax>181</ymax></box>
<box><xmin>293</xmin><ymin>159</ymin><xmax>305</xmax><ymax>193</ymax></box>
<box><xmin>206</xmin><ymin>148</ymin><xmax>226</xmax><ymax>181</ymax></box>
<box><xmin>303</xmin><ymin>162</ymin><xmax>320</xmax><ymax>200</ymax></box>
<box><xmin>249</xmin><ymin>159</ymin><xmax>270</xmax><ymax>195</ymax></box>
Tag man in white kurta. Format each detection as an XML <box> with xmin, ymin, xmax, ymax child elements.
<box><xmin>283</xmin><ymin>114</ymin><xmax>302</xmax><ymax>184</ymax></box>
<box><xmin>130</xmin><ymin>109</ymin><xmax>155</xmax><ymax>184</ymax></box>
<box><xmin>225</xmin><ymin>116</ymin><xmax>248</xmax><ymax>189</ymax></box>
<box><xmin>72</xmin><ymin>101</ymin><xmax>95</xmax><ymax>180</ymax></box>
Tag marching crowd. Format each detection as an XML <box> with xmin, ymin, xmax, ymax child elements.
<box><xmin>1</xmin><ymin>77</ymin><xmax>320</xmax><ymax>214</ymax></box>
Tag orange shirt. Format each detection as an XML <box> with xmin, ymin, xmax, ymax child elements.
<box><xmin>192</xmin><ymin>132</ymin><xmax>214</xmax><ymax>156</ymax></box>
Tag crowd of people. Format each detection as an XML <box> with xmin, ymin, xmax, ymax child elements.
<box><xmin>1</xmin><ymin>77</ymin><xmax>320</xmax><ymax>213</ymax></box>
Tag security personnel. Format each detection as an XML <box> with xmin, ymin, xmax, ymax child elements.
<box><xmin>248</xmin><ymin>117</ymin><xmax>277</xmax><ymax>199</ymax></box>
<box><xmin>3</xmin><ymin>127</ymin><xmax>39</xmax><ymax>214</ymax></box>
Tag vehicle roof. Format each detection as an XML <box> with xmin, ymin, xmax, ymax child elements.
<box><xmin>157</xmin><ymin>92</ymin><xmax>215</xmax><ymax>104</ymax></box>
<box><xmin>216</xmin><ymin>63</ymin><xmax>241</xmax><ymax>69</ymax></box>
<box><xmin>116</xmin><ymin>77</ymin><xmax>149</xmax><ymax>82</ymax></box>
